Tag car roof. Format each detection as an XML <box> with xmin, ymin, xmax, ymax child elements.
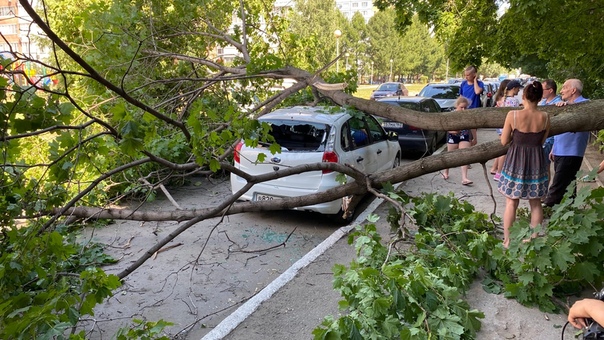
<box><xmin>424</xmin><ymin>83</ymin><xmax>459</xmax><ymax>87</ymax></box>
<box><xmin>260</xmin><ymin>106</ymin><xmax>350</xmax><ymax>124</ymax></box>
<box><xmin>377</xmin><ymin>96</ymin><xmax>435</xmax><ymax>103</ymax></box>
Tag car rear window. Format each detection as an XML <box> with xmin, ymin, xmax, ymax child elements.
<box><xmin>380</xmin><ymin>101</ymin><xmax>420</xmax><ymax>112</ymax></box>
<box><xmin>378</xmin><ymin>83</ymin><xmax>399</xmax><ymax>91</ymax></box>
<box><xmin>419</xmin><ymin>85</ymin><xmax>460</xmax><ymax>99</ymax></box>
<box><xmin>263</xmin><ymin>119</ymin><xmax>329</xmax><ymax>151</ymax></box>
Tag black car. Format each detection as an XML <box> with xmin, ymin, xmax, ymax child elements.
<box><xmin>377</xmin><ymin>96</ymin><xmax>446</xmax><ymax>155</ymax></box>
<box><xmin>370</xmin><ymin>82</ymin><xmax>409</xmax><ymax>100</ymax></box>
<box><xmin>417</xmin><ymin>83</ymin><xmax>460</xmax><ymax>112</ymax></box>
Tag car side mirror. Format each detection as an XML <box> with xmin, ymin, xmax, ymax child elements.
<box><xmin>388</xmin><ymin>131</ymin><xmax>398</xmax><ymax>141</ymax></box>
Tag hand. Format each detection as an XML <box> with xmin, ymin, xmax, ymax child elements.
<box><xmin>549</xmin><ymin>151</ymin><xmax>554</xmax><ymax>162</ymax></box>
<box><xmin>568</xmin><ymin>299</ymin><xmax>604</xmax><ymax>329</ymax></box>
<box><xmin>471</xmin><ymin>139</ymin><xmax>477</xmax><ymax>146</ymax></box>
<box><xmin>556</xmin><ymin>101</ymin><xmax>568</xmax><ymax>107</ymax></box>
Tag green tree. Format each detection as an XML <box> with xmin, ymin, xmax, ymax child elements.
<box><xmin>286</xmin><ymin>0</ymin><xmax>349</xmax><ymax>71</ymax></box>
<box><xmin>374</xmin><ymin>0</ymin><xmax>604</xmax><ymax>97</ymax></box>
<box><xmin>366</xmin><ymin>8</ymin><xmax>403</xmax><ymax>81</ymax></box>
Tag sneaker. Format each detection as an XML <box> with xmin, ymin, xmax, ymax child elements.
<box><xmin>493</xmin><ymin>173</ymin><xmax>501</xmax><ymax>181</ymax></box>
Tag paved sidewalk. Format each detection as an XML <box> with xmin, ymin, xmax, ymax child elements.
<box><xmin>204</xmin><ymin>128</ymin><xmax>600</xmax><ymax>340</ymax></box>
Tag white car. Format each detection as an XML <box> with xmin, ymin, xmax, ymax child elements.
<box><xmin>230</xmin><ymin>106</ymin><xmax>401</xmax><ymax>221</ymax></box>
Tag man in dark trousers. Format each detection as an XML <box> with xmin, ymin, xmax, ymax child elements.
<box><xmin>543</xmin><ymin>79</ymin><xmax>590</xmax><ymax>207</ymax></box>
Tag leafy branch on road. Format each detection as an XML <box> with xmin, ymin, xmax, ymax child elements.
<box><xmin>314</xmin><ymin>186</ymin><xmax>604</xmax><ymax>339</ymax></box>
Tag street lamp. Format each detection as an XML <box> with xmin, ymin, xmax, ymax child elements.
<box><xmin>370</xmin><ymin>61</ymin><xmax>374</xmax><ymax>85</ymax></box>
<box><xmin>389</xmin><ymin>59</ymin><xmax>393</xmax><ymax>82</ymax></box>
<box><xmin>345</xmin><ymin>52</ymin><xmax>350</xmax><ymax>70</ymax></box>
<box><xmin>334</xmin><ymin>29</ymin><xmax>342</xmax><ymax>72</ymax></box>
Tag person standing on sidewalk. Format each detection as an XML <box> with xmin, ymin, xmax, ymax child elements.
<box><xmin>458</xmin><ymin>66</ymin><xmax>484</xmax><ymax>170</ymax></box>
<box><xmin>493</xmin><ymin>80</ymin><xmax>522</xmax><ymax>182</ymax></box>
<box><xmin>442</xmin><ymin>96</ymin><xmax>477</xmax><ymax>185</ymax></box>
<box><xmin>538</xmin><ymin>79</ymin><xmax>562</xmax><ymax>188</ymax></box>
<box><xmin>497</xmin><ymin>81</ymin><xmax>550</xmax><ymax>248</ymax></box>
<box><xmin>542</xmin><ymin>79</ymin><xmax>590</xmax><ymax>207</ymax></box>
<box><xmin>459</xmin><ymin>66</ymin><xmax>484</xmax><ymax>109</ymax></box>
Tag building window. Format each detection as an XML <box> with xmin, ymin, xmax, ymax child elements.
<box><xmin>352</xmin><ymin>3</ymin><xmax>358</xmax><ymax>8</ymax></box>
<box><xmin>0</xmin><ymin>24</ymin><xmax>18</xmax><ymax>34</ymax></box>
<box><xmin>361</xmin><ymin>2</ymin><xmax>368</xmax><ymax>7</ymax></box>
<box><xmin>0</xmin><ymin>6</ymin><xmax>13</xmax><ymax>17</ymax></box>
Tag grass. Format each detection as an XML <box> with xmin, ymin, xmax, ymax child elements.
<box><xmin>354</xmin><ymin>83</ymin><xmax>426</xmax><ymax>99</ymax></box>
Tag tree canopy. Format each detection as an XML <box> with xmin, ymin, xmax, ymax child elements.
<box><xmin>375</xmin><ymin>0</ymin><xmax>604</xmax><ymax>96</ymax></box>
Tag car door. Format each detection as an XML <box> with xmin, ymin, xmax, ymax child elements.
<box><xmin>364</xmin><ymin>115</ymin><xmax>396</xmax><ymax>172</ymax></box>
<box><xmin>339</xmin><ymin>117</ymin><xmax>370</xmax><ymax>175</ymax></box>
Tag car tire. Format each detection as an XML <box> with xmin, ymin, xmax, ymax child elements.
<box><xmin>329</xmin><ymin>207</ymin><xmax>354</xmax><ymax>224</ymax></box>
<box><xmin>392</xmin><ymin>153</ymin><xmax>401</xmax><ymax>168</ymax></box>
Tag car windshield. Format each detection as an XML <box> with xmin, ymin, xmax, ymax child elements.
<box><xmin>377</xmin><ymin>83</ymin><xmax>399</xmax><ymax>92</ymax></box>
<box><xmin>262</xmin><ymin>119</ymin><xmax>329</xmax><ymax>152</ymax></box>
<box><xmin>419</xmin><ymin>85</ymin><xmax>460</xmax><ymax>99</ymax></box>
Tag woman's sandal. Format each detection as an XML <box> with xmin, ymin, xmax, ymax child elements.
<box><xmin>462</xmin><ymin>180</ymin><xmax>473</xmax><ymax>186</ymax></box>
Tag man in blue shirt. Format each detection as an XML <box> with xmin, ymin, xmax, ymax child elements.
<box><xmin>539</xmin><ymin>79</ymin><xmax>562</xmax><ymax>188</ymax></box>
<box><xmin>459</xmin><ymin>66</ymin><xmax>484</xmax><ymax>109</ymax></box>
<box><xmin>543</xmin><ymin>79</ymin><xmax>590</xmax><ymax>207</ymax></box>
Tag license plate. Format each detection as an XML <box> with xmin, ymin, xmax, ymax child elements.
<box><xmin>383</xmin><ymin>122</ymin><xmax>403</xmax><ymax>128</ymax></box>
<box><xmin>255</xmin><ymin>193</ymin><xmax>280</xmax><ymax>201</ymax></box>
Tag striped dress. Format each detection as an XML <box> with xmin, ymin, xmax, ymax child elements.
<box><xmin>497</xmin><ymin>112</ymin><xmax>549</xmax><ymax>200</ymax></box>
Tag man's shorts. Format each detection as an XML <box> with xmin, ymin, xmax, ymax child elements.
<box><xmin>447</xmin><ymin>130</ymin><xmax>471</xmax><ymax>144</ymax></box>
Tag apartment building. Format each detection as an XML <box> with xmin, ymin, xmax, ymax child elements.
<box><xmin>0</xmin><ymin>0</ymin><xmax>46</xmax><ymax>59</ymax></box>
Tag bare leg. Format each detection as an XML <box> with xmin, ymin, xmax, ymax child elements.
<box><xmin>496</xmin><ymin>155</ymin><xmax>505</xmax><ymax>173</ymax></box>
<box><xmin>528</xmin><ymin>198</ymin><xmax>543</xmax><ymax>238</ymax></box>
<box><xmin>443</xmin><ymin>142</ymin><xmax>459</xmax><ymax>179</ymax></box>
<box><xmin>503</xmin><ymin>197</ymin><xmax>519</xmax><ymax>248</ymax></box>
<box><xmin>459</xmin><ymin>141</ymin><xmax>472</xmax><ymax>182</ymax></box>
<box><xmin>490</xmin><ymin>157</ymin><xmax>499</xmax><ymax>173</ymax></box>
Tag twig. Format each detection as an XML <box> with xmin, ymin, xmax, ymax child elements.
<box><xmin>152</xmin><ymin>242</ymin><xmax>184</xmax><ymax>260</ymax></box>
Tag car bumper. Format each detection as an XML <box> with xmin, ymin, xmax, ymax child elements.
<box><xmin>230</xmin><ymin>173</ymin><xmax>344</xmax><ymax>214</ymax></box>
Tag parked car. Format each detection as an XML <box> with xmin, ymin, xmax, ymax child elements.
<box><xmin>417</xmin><ymin>83</ymin><xmax>460</xmax><ymax>111</ymax></box>
<box><xmin>377</xmin><ymin>96</ymin><xmax>446</xmax><ymax>155</ymax></box>
<box><xmin>481</xmin><ymin>81</ymin><xmax>498</xmax><ymax>107</ymax></box>
<box><xmin>370</xmin><ymin>82</ymin><xmax>409</xmax><ymax>100</ymax></box>
<box><xmin>230</xmin><ymin>106</ymin><xmax>401</xmax><ymax>221</ymax></box>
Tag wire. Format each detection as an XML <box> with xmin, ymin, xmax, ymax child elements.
<box><xmin>561</xmin><ymin>321</ymin><xmax>570</xmax><ymax>340</ymax></box>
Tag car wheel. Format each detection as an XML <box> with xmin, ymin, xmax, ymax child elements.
<box><xmin>392</xmin><ymin>153</ymin><xmax>401</xmax><ymax>168</ymax></box>
<box><xmin>329</xmin><ymin>207</ymin><xmax>354</xmax><ymax>224</ymax></box>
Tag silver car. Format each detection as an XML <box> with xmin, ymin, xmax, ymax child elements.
<box><xmin>230</xmin><ymin>106</ymin><xmax>401</xmax><ymax>221</ymax></box>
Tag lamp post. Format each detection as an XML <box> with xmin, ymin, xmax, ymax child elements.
<box><xmin>345</xmin><ymin>52</ymin><xmax>350</xmax><ymax>70</ymax></box>
<box><xmin>370</xmin><ymin>61</ymin><xmax>374</xmax><ymax>85</ymax></box>
<box><xmin>334</xmin><ymin>29</ymin><xmax>342</xmax><ymax>72</ymax></box>
<box><xmin>389</xmin><ymin>59</ymin><xmax>393</xmax><ymax>82</ymax></box>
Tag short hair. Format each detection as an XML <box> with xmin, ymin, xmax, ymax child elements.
<box><xmin>567</xmin><ymin>78</ymin><xmax>583</xmax><ymax>94</ymax></box>
<box><xmin>455</xmin><ymin>96</ymin><xmax>470</xmax><ymax>107</ymax></box>
<box><xmin>524</xmin><ymin>81</ymin><xmax>544</xmax><ymax>103</ymax></box>
<box><xmin>542</xmin><ymin>79</ymin><xmax>557</xmax><ymax>93</ymax></box>
<box><xmin>464</xmin><ymin>65</ymin><xmax>477</xmax><ymax>74</ymax></box>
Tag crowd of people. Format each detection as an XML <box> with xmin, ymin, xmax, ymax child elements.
<box><xmin>444</xmin><ymin>67</ymin><xmax>596</xmax><ymax>249</ymax></box>
<box><xmin>444</xmin><ymin>67</ymin><xmax>602</xmax><ymax>330</ymax></box>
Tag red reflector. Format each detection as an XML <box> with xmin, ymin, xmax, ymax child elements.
<box><xmin>234</xmin><ymin>141</ymin><xmax>243</xmax><ymax>163</ymax></box>
<box><xmin>321</xmin><ymin>151</ymin><xmax>338</xmax><ymax>174</ymax></box>
<box><xmin>487</xmin><ymin>92</ymin><xmax>492</xmax><ymax>97</ymax></box>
